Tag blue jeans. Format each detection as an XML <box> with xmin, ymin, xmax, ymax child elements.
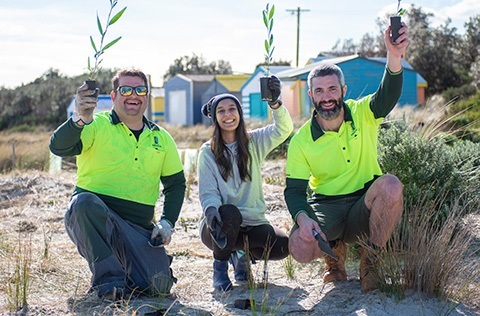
<box><xmin>65</xmin><ymin>192</ymin><xmax>174</xmax><ymax>296</ymax></box>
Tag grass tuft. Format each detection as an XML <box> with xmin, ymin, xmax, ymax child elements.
<box><xmin>283</xmin><ymin>255</ymin><xmax>296</xmax><ymax>280</ymax></box>
<box><xmin>4</xmin><ymin>233</ymin><xmax>32</xmax><ymax>312</ymax></box>
<box><xmin>360</xmin><ymin>193</ymin><xmax>480</xmax><ymax>303</ymax></box>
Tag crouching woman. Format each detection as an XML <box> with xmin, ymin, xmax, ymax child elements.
<box><xmin>198</xmin><ymin>79</ymin><xmax>293</xmax><ymax>291</ymax></box>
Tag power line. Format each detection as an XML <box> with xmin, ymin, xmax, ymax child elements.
<box><xmin>286</xmin><ymin>7</ymin><xmax>310</xmax><ymax>67</ymax></box>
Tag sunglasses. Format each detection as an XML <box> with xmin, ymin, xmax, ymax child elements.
<box><xmin>117</xmin><ymin>85</ymin><xmax>148</xmax><ymax>96</ymax></box>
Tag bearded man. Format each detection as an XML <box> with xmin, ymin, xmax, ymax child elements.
<box><xmin>284</xmin><ymin>23</ymin><xmax>409</xmax><ymax>291</ymax></box>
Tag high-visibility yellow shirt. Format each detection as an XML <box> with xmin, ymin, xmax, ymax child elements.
<box><xmin>286</xmin><ymin>94</ymin><xmax>382</xmax><ymax>195</ymax></box>
<box><xmin>284</xmin><ymin>68</ymin><xmax>403</xmax><ymax>221</ymax></box>
<box><xmin>67</xmin><ymin>111</ymin><xmax>185</xmax><ymax>228</ymax></box>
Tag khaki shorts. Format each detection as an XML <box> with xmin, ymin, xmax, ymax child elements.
<box><xmin>291</xmin><ymin>193</ymin><xmax>371</xmax><ymax>244</ymax></box>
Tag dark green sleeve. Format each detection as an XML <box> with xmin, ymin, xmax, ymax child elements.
<box><xmin>284</xmin><ymin>178</ymin><xmax>313</xmax><ymax>222</ymax></box>
<box><xmin>49</xmin><ymin>118</ymin><xmax>83</xmax><ymax>157</ymax></box>
<box><xmin>160</xmin><ymin>170</ymin><xmax>186</xmax><ymax>227</ymax></box>
<box><xmin>370</xmin><ymin>68</ymin><xmax>403</xmax><ymax>119</ymax></box>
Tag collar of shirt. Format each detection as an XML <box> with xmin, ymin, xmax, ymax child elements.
<box><xmin>310</xmin><ymin>102</ymin><xmax>354</xmax><ymax>141</ymax></box>
<box><xmin>108</xmin><ymin>109</ymin><xmax>160</xmax><ymax>131</ymax></box>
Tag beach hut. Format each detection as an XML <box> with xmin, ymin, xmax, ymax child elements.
<box><xmin>201</xmin><ymin>74</ymin><xmax>250</xmax><ymax>125</ymax></box>
<box><xmin>276</xmin><ymin>54</ymin><xmax>428</xmax><ymax>118</ymax></box>
<box><xmin>150</xmin><ymin>87</ymin><xmax>165</xmax><ymax>123</ymax></box>
<box><xmin>164</xmin><ymin>74</ymin><xmax>214</xmax><ymax>126</ymax></box>
<box><xmin>240</xmin><ymin>66</ymin><xmax>293</xmax><ymax>121</ymax></box>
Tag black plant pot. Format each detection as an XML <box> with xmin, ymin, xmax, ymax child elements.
<box><xmin>85</xmin><ymin>80</ymin><xmax>99</xmax><ymax>97</ymax></box>
<box><xmin>85</xmin><ymin>80</ymin><xmax>97</xmax><ymax>90</ymax></box>
<box><xmin>390</xmin><ymin>16</ymin><xmax>402</xmax><ymax>45</ymax></box>
<box><xmin>260</xmin><ymin>76</ymin><xmax>273</xmax><ymax>102</ymax></box>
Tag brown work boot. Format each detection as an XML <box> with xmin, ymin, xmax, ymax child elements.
<box><xmin>323</xmin><ymin>240</ymin><xmax>347</xmax><ymax>283</ymax></box>
<box><xmin>360</xmin><ymin>247</ymin><xmax>379</xmax><ymax>292</ymax></box>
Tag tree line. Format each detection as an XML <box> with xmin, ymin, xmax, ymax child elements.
<box><xmin>324</xmin><ymin>6</ymin><xmax>480</xmax><ymax>97</ymax></box>
<box><xmin>0</xmin><ymin>5</ymin><xmax>478</xmax><ymax>131</ymax></box>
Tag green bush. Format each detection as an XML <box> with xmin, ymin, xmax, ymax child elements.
<box><xmin>442</xmin><ymin>84</ymin><xmax>477</xmax><ymax>103</ymax></box>
<box><xmin>378</xmin><ymin>121</ymin><xmax>480</xmax><ymax>219</ymax></box>
<box><xmin>8</xmin><ymin>124</ymin><xmax>36</xmax><ymax>133</ymax></box>
<box><xmin>448</xmin><ymin>91</ymin><xmax>480</xmax><ymax>138</ymax></box>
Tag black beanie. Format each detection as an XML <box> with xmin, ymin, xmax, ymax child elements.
<box><xmin>201</xmin><ymin>93</ymin><xmax>243</xmax><ymax>122</ymax></box>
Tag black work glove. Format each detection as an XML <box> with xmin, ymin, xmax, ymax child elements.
<box><xmin>267</xmin><ymin>75</ymin><xmax>281</xmax><ymax>106</ymax></box>
<box><xmin>205</xmin><ymin>206</ymin><xmax>227</xmax><ymax>249</ymax></box>
<box><xmin>205</xmin><ymin>206</ymin><xmax>222</xmax><ymax>231</ymax></box>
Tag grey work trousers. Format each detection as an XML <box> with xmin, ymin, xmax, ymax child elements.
<box><xmin>65</xmin><ymin>192</ymin><xmax>174</xmax><ymax>297</ymax></box>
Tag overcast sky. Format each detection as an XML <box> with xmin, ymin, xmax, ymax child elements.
<box><xmin>1</xmin><ymin>0</ymin><xmax>479</xmax><ymax>89</ymax></box>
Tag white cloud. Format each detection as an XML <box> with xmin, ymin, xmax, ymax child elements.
<box><xmin>442</xmin><ymin>0</ymin><xmax>480</xmax><ymax>20</ymax></box>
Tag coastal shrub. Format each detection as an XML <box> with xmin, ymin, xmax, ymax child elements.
<box><xmin>378</xmin><ymin>121</ymin><xmax>480</xmax><ymax>218</ymax></box>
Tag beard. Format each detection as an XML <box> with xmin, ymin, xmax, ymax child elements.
<box><xmin>313</xmin><ymin>96</ymin><xmax>343</xmax><ymax>120</ymax></box>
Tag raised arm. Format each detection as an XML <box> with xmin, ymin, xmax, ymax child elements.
<box><xmin>385</xmin><ymin>23</ymin><xmax>409</xmax><ymax>72</ymax></box>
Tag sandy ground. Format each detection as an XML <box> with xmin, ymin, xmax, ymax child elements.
<box><xmin>0</xmin><ymin>160</ymin><xmax>479</xmax><ymax>315</ymax></box>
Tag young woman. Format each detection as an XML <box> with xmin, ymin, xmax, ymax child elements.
<box><xmin>198</xmin><ymin>76</ymin><xmax>294</xmax><ymax>291</ymax></box>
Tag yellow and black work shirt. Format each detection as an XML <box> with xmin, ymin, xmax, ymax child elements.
<box><xmin>284</xmin><ymin>68</ymin><xmax>403</xmax><ymax>221</ymax></box>
<box><xmin>76</xmin><ymin>111</ymin><xmax>183</xmax><ymax>206</ymax></box>
<box><xmin>50</xmin><ymin>110</ymin><xmax>185</xmax><ymax>229</ymax></box>
<box><xmin>287</xmin><ymin>94</ymin><xmax>382</xmax><ymax>196</ymax></box>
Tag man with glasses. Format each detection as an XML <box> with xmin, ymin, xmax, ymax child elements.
<box><xmin>50</xmin><ymin>68</ymin><xmax>186</xmax><ymax>301</ymax></box>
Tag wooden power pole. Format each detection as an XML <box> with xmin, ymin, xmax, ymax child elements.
<box><xmin>286</xmin><ymin>7</ymin><xmax>310</xmax><ymax>67</ymax></box>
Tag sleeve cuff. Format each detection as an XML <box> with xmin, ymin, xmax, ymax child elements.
<box><xmin>293</xmin><ymin>210</ymin><xmax>309</xmax><ymax>224</ymax></box>
<box><xmin>69</xmin><ymin>117</ymin><xmax>84</xmax><ymax>129</ymax></box>
<box><xmin>268</xmin><ymin>99</ymin><xmax>282</xmax><ymax>109</ymax></box>
<box><xmin>386</xmin><ymin>67</ymin><xmax>403</xmax><ymax>76</ymax></box>
<box><xmin>160</xmin><ymin>218</ymin><xmax>174</xmax><ymax>228</ymax></box>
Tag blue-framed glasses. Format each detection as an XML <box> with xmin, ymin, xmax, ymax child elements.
<box><xmin>117</xmin><ymin>85</ymin><xmax>148</xmax><ymax>96</ymax></box>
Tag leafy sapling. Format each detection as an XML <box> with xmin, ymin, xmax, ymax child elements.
<box><xmin>396</xmin><ymin>0</ymin><xmax>406</xmax><ymax>16</ymax></box>
<box><xmin>263</xmin><ymin>3</ymin><xmax>275</xmax><ymax>75</ymax></box>
<box><xmin>86</xmin><ymin>0</ymin><xmax>127</xmax><ymax>89</ymax></box>
<box><xmin>260</xmin><ymin>3</ymin><xmax>276</xmax><ymax>102</ymax></box>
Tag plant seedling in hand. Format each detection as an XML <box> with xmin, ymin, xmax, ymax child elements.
<box><xmin>260</xmin><ymin>3</ymin><xmax>276</xmax><ymax>101</ymax></box>
<box><xmin>262</xmin><ymin>3</ymin><xmax>275</xmax><ymax>76</ymax></box>
<box><xmin>390</xmin><ymin>0</ymin><xmax>406</xmax><ymax>44</ymax></box>
<box><xmin>87</xmin><ymin>0</ymin><xmax>127</xmax><ymax>82</ymax></box>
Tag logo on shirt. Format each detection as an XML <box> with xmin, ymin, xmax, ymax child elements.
<box><xmin>152</xmin><ymin>136</ymin><xmax>163</xmax><ymax>150</ymax></box>
<box><xmin>351</xmin><ymin>122</ymin><xmax>358</xmax><ymax>137</ymax></box>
